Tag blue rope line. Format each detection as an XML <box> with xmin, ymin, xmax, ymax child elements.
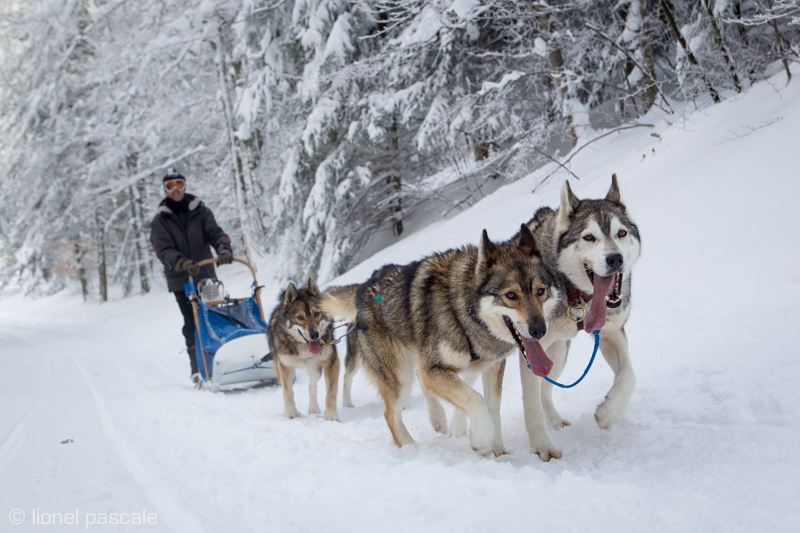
<box><xmin>529</xmin><ymin>329</ymin><xmax>601</xmax><ymax>389</ymax></box>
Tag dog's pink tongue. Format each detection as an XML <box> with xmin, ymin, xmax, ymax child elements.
<box><xmin>523</xmin><ymin>337</ymin><xmax>553</xmax><ymax>377</ymax></box>
<box><xmin>308</xmin><ymin>340</ymin><xmax>322</xmax><ymax>354</ymax></box>
<box><xmin>583</xmin><ymin>273</ymin><xmax>617</xmax><ymax>332</ymax></box>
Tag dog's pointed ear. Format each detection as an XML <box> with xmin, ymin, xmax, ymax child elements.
<box><xmin>307</xmin><ymin>278</ymin><xmax>320</xmax><ymax>298</ymax></box>
<box><xmin>605</xmin><ymin>174</ymin><xmax>623</xmax><ymax>205</ymax></box>
<box><xmin>517</xmin><ymin>224</ymin><xmax>539</xmax><ymax>257</ymax></box>
<box><xmin>477</xmin><ymin>229</ymin><xmax>500</xmax><ymax>275</ymax></box>
<box><xmin>283</xmin><ymin>282</ymin><xmax>299</xmax><ymax>310</ymax></box>
<box><xmin>557</xmin><ymin>181</ymin><xmax>580</xmax><ymax>233</ymax></box>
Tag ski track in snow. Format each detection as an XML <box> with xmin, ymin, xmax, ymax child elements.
<box><xmin>75</xmin><ymin>360</ymin><xmax>213</xmax><ymax>533</ymax></box>
<box><xmin>2</xmin><ymin>69</ymin><xmax>800</xmax><ymax>532</ymax></box>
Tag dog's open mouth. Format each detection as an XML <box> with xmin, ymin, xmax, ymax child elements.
<box><xmin>503</xmin><ymin>316</ymin><xmax>552</xmax><ymax>377</ymax></box>
<box><xmin>581</xmin><ymin>265</ymin><xmax>623</xmax><ymax>331</ymax></box>
<box><xmin>584</xmin><ymin>265</ymin><xmax>623</xmax><ymax>309</ymax></box>
<box><xmin>308</xmin><ymin>340</ymin><xmax>322</xmax><ymax>354</ymax></box>
<box><xmin>300</xmin><ymin>332</ymin><xmax>323</xmax><ymax>354</ymax></box>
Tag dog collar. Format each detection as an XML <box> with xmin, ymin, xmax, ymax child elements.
<box><xmin>565</xmin><ymin>279</ymin><xmax>590</xmax><ymax>330</ymax></box>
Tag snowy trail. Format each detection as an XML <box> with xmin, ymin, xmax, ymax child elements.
<box><xmin>3</xmin><ymin>70</ymin><xmax>800</xmax><ymax>532</ymax></box>
<box><xmin>0</xmin><ymin>303</ymin><xmax>247</xmax><ymax>532</ymax></box>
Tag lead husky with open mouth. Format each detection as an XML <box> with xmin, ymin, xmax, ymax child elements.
<box><xmin>519</xmin><ymin>175</ymin><xmax>641</xmax><ymax>461</ymax></box>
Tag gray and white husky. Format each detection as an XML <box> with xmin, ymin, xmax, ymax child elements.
<box><xmin>518</xmin><ymin>175</ymin><xmax>641</xmax><ymax>461</ymax></box>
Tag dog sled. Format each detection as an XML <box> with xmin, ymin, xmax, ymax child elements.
<box><xmin>185</xmin><ymin>258</ymin><xmax>277</xmax><ymax>392</ymax></box>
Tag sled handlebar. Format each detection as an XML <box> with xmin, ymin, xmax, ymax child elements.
<box><xmin>190</xmin><ymin>257</ymin><xmax>257</xmax><ymax>282</ymax></box>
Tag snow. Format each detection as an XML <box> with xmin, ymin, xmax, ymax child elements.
<box><xmin>2</xmin><ymin>70</ymin><xmax>800</xmax><ymax>532</ymax></box>
<box><xmin>478</xmin><ymin>71</ymin><xmax>525</xmax><ymax>97</ymax></box>
<box><xmin>396</xmin><ymin>5</ymin><xmax>443</xmax><ymax>46</ymax></box>
<box><xmin>448</xmin><ymin>0</ymin><xmax>481</xmax><ymax>21</ymax></box>
<box><xmin>533</xmin><ymin>37</ymin><xmax>548</xmax><ymax>58</ymax></box>
<box><xmin>322</xmin><ymin>13</ymin><xmax>355</xmax><ymax>64</ymax></box>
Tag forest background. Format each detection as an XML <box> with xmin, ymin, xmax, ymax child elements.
<box><xmin>0</xmin><ymin>0</ymin><xmax>797</xmax><ymax>299</ymax></box>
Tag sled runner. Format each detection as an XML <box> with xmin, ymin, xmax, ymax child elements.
<box><xmin>185</xmin><ymin>258</ymin><xmax>277</xmax><ymax>392</ymax></box>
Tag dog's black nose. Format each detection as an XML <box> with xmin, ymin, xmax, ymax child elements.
<box><xmin>310</xmin><ymin>330</ymin><xmax>320</xmax><ymax>341</ymax></box>
<box><xmin>606</xmin><ymin>253</ymin><xmax>624</xmax><ymax>271</ymax></box>
<box><xmin>528</xmin><ymin>321</ymin><xmax>547</xmax><ymax>340</ymax></box>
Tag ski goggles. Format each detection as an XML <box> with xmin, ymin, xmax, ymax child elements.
<box><xmin>164</xmin><ymin>179</ymin><xmax>185</xmax><ymax>192</ymax></box>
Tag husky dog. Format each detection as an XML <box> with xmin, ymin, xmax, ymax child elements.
<box><xmin>268</xmin><ymin>279</ymin><xmax>340</xmax><ymax>422</ymax></box>
<box><xmin>518</xmin><ymin>175</ymin><xmax>641</xmax><ymax>461</ymax></box>
<box><xmin>321</xmin><ymin>226</ymin><xmax>559</xmax><ymax>455</ymax></box>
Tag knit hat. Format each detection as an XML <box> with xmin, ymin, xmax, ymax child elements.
<box><xmin>163</xmin><ymin>167</ymin><xmax>186</xmax><ymax>183</ymax></box>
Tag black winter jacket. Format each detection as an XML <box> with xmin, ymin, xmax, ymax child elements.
<box><xmin>150</xmin><ymin>194</ymin><xmax>231</xmax><ymax>292</ymax></box>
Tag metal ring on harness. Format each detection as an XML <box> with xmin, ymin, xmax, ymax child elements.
<box><xmin>566</xmin><ymin>303</ymin><xmax>587</xmax><ymax>322</ymax></box>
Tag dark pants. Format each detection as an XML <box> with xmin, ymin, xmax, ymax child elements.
<box><xmin>173</xmin><ymin>291</ymin><xmax>198</xmax><ymax>374</ymax></box>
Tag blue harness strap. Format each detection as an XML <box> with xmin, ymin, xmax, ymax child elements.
<box><xmin>529</xmin><ymin>329</ymin><xmax>601</xmax><ymax>389</ymax></box>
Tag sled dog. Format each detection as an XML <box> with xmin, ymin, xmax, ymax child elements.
<box><xmin>321</xmin><ymin>226</ymin><xmax>559</xmax><ymax>455</ymax></box>
<box><xmin>518</xmin><ymin>175</ymin><xmax>641</xmax><ymax>461</ymax></box>
<box><xmin>268</xmin><ymin>279</ymin><xmax>340</xmax><ymax>421</ymax></box>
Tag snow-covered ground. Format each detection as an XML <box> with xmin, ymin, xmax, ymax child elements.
<box><xmin>2</xmin><ymin>69</ymin><xmax>799</xmax><ymax>532</ymax></box>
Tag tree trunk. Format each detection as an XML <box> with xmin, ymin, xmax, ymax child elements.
<box><xmin>129</xmin><ymin>185</ymin><xmax>150</xmax><ymax>294</ymax></box>
<box><xmin>702</xmin><ymin>0</ymin><xmax>742</xmax><ymax>93</ymax></box>
<box><xmin>210</xmin><ymin>17</ymin><xmax>254</xmax><ymax>262</ymax></box>
<box><xmin>768</xmin><ymin>0</ymin><xmax>793</xmax><ymax>84</ymax></box>
<box><xmin>75</xmin><ymin>241</ymin><xmax>88</xmax><ymax>302</ymax></box>
<box><xmin>624</xmin><ymin>0</ymin><xmax>659</xmax><ymax>113</ymax></box>
<box><xmin>660</xmin><ymin>0</ymin><xmax>721</xmax><ymax>102</ymax></box>
<box><xmin>536</xmin><ymin>3</ymin><xmax>578</xmax><ymax>145</ymax></box>
<box><xmin>126</xmin><ymin>152</ymin><xmax>150</xmax><ymax>294</ymax></box>
<box><xmin>389</xmin><ymin>114</ymin><xmax>403</xmax><ymax>237</ymax></box>
<box><xmin>95</xmin><ymin>210</ymin><xmax>108</xmax><ymax>302</ymax></box>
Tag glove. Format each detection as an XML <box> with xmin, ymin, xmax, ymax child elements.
<box><xmin>175</xmin><ymin>257</ymin><xmax>200</xmax><ymax>277</ymax></box>
<box><xmin>217</xmin><ymin>245</ymin><xmax>233</xmax><ymax>265</ymax></box>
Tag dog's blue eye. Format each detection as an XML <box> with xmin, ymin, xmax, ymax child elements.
<box><xmin>537</xmin><ymin>288</ymin><xmax>546</xmax><ymax>297</ymax></box>
<box><xmin>505</xmin><ymin>292</ymin><xmax>518</xmax><ymax>300</ymax></box>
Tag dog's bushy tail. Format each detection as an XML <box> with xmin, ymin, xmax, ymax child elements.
<box><xmin>319</xmin><ymin>284</ymin><xmax>359</xmax><ymax>321</ymax></box>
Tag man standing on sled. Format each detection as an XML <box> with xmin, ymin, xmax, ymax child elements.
<box><xmin>150</xmin><ymin>167</ymin><xmax>233</xmax><ymax>384</ymax></box>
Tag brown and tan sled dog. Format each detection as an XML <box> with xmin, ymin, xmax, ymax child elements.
<box><xmin>268</xmin><ymin>279</ymin><xmax>340</xmax><ymax>421</ymax></box>
<box><xmin>321</xmin><ymin>226</ymin><xmax>559</xmax><ymax>455</ymax></box>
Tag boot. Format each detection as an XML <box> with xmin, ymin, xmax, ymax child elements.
<box><xmin>188</xmin><ymin>344</ymin><xmax>198</xmax><ymax>375</ymax></box>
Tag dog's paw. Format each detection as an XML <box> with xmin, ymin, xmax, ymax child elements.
<box><xmin>533</xmin><ymin>446</ymin><xmax>562</xmax><ymax>462</ymax></box>
<box><xmin>325</xmin><ymin>410</ymin><xmax>341</xmax><ymax>422</ymax></box>
<box><xmin>343</xmin><ymin>400</ymin><xmax>355</xmax><ymax>408</ymax></box>
<box><xmin>469</xmin><ymin>423</ymin><xmax>495</xmax><ymax>456</ymax></box>
<box><xmin>427</xmin><ymin>408</ymin><xmax>448</xmax><ymax>435</ymax></box>
<box><xmin>286</xmin><ymin>409</ymin><xmax>302</xmax><ymax>419</ymax></box>
<box><xmin>308</xmin><ymin>404</ymin><xmax>321</xmax><ymax>415</ymax></box>
<box><xmin>547</xmin><ymin>416</ymin><xmax>571</xmax><ymax>430</ymax></box>
<box><xmin>529</xmin><ymin>435</ymin><xmax>561</xmax><ymax>462</ymax></box>
<box><xmin>492</xmin><ymin>445</ymin><xmax>510</xmax><ymax>458</ymax></box>
<box><xmin>472</xmin><ymin>444</ymin><xmax>496</xmax><ymax>457</ymax></box>
<box><xmin>430</xmin><ymin>418</ymin><xmax>448</xmax><ymax>435</ymax></box>
<box><xmin>595</xmin><ymin>397</ymin><xmax>624</xmax><ymax>430</ymax></box>
<box><xmin>449</xmin><ymin>411</ymin><xmax>468</xmax><ymax>438</ymax></box>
